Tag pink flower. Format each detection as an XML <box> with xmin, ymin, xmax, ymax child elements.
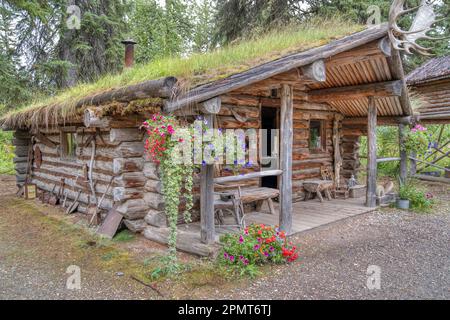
<box><xmin>167</xmin><ymin>125</ymin><xmax>175</xmax><ymax>135</ymax></box>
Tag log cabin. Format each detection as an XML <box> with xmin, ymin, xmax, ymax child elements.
<box><xmin>0</xmin><ymin>21</ymin><xmax>427</xmax><ymax>256</ymax></box>
<box><xmin>406</xmin><ymin>55</ymin><xmax>450</xmax><ymax>123</ymax></box>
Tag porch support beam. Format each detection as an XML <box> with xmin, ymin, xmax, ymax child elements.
<box><xmin>279</xmin><ymin>84</ymin><xmax>293</xmax><ymax>234</ymax></box>
<box><xmin>307</xmin><ymin>80</ymin><xmax>403</xmax><ymax>103</ymax></box>
<box><xmin>366</xmin><ymin>96</ymin><xmax>377</xmax><ymax>208</ymax></box>
<box><xmin>200</xmin><ymin>97</ymin><xmax>221</xmax><ymax>245</ymax></box>
<box><xmin>399</xmin><ymin>123</ymin><xmax>408</xmax><ymax>184</ymax></box>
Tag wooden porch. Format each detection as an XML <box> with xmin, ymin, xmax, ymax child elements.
<box><xmin>143</xmin><ymin>196</ymin><xmax>376</xmax><ymax>257</ymax></box>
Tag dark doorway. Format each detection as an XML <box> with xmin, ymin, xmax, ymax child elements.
<box><xmin>261</xmin><ymin>107</ymin><xmax>279</xmax><ymax>189</ymax></box>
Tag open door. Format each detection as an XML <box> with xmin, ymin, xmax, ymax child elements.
<box><xmin>261</xmin><ymin>106</ymin><xmax>279</xmax><ymax>189</ymax></box>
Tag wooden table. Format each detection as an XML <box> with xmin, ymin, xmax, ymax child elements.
<box><xmin>303</xmin><ymin>180</ymin><xmax>334</xmax><ymax>202</ymax></box>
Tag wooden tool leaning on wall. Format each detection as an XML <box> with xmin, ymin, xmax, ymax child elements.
<box><xmin>89</xmin><ymin>176</ymin><xmax>115</xmax><ymax>227</ymax></box>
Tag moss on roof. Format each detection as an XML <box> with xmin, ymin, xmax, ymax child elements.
<box><xmin>2</xmin><ymin>18</ymin><xmax>363</xmax><ymax>128</ymax></box>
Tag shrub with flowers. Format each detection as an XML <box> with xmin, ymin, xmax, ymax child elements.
<box><xmin>403</xmin><ymin>124</ymin><xmax>430</xmax><ymax>155</ymax></box>
<box><xmin>220</xmin><ymin>224</ymin><xmax>299</xmax><ymax>276</ymax></box>
<box><xmin>143</xmin><ymin>114</ymin><xmax>194</xmax><ymax>271</ymax></box>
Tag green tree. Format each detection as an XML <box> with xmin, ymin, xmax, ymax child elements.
<box><xmin>192</xmin><ymin>0</ymin><xmax>216</xmax><ymax>53</ymax></box>
<box><xmin>56</xmin><ymin>0</ymin><xmax>130</xmax><ymax>88</ymax></box>
<box><xmin>130</xmin><ymin>0</ymin><xmax>194</xmax><ymax>63</ymax></box>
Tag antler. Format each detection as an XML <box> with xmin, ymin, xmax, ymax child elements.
<box><xmin>388</xmin><ymin>0</ymin><xmax>446</xmax><ymax>56</ymax></box>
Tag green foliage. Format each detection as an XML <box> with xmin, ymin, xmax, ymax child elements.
<box><xmin>191</xmin><ymin>0</ymin><xmax>216</xmax><ymax>53</ymax></box>
<box><xmin>308</xmin><ymin>0</ymin><xmax>392</xmax><ymax>24</ymax></box>
<box><xmin>360</xmin><ymin>126</ymin><xmax>401</xmax><ymax>177</ymax></box>
<box><xmin>0</xmin><ymin>130</ymin><xmax>14</xmax><ymax>174</ymax></box>
<box><xmin>398</xmin><ymin>179</ymin><xmax>434</xmax><ymax>212</ymax></box>
<box><xmin>113</xmin><ymin>230</ymin><xmax>135</xmax><ymax>242</ymax></box>
<box><xmin>143</xmin><ymin>115</ymin><xmax>194</xmax><ymax>271</ymax></box>
<box><xmin>130</xmin><ymin>0</ymin><xmax>194</xmax><ymax>63</ymax></box>
<box><xmin>403</xmin><ymin>124</ymin><xmax>429</xmax><ymax>155</ymax></box>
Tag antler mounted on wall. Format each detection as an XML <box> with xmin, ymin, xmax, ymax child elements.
<box><xmin>388</xmin><ymin>0</ymin><xmax>446</xmax><ymax>55</ymax></box>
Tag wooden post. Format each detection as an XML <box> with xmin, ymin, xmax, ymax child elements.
<box><xmin>398</xmin><ymin>123</ymin><xmax>407</xmax><ymax>184</ymax></box>
<box><xmin>199</xmin><ymin>97</ymin><xmax>221</xmax><ymax>245</ymax></box>
<box><xmin>410</xmin><ymin>151</ymin><xmax>417</xmax><ymax>176</ymax></box>
<box><xmin>333</xmin><ymin>114</ymin><xmax>343</xmax><ymax>188</ymax></box>
<box><xmin>279</xmin><ymin>84</ymin><xmax>293</xmax><ymax>234</ymax></box>
<box><xmin>366</xmin><ymin>96</ymin><xmax>377</xmax><ymax>208</ymax></box>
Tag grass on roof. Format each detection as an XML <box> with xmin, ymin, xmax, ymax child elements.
<box><xmin>3</xmin><ymin>17</ymin><xmax>363</xmax><ymax>127</ymax></box>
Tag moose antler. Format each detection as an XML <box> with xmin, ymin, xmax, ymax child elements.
<box><xmin>388</xmin><ymin>0</ymin><xmax>446</xmax><ymax>55</ymax></box>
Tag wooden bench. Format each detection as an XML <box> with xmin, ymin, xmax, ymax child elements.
<box><xmin>213</xmin><ymin>170</ymin><xmax>282</xmax><ymax>228</ymax></box>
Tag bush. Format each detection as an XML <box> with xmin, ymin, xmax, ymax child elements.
<box><xmin>219</xmin><ymin>224</ymin><xmax>299</xmax><ymax>277</ymax></box>
<box><xmin>399</xmin><ymin>180</ymin><xmax>434</xmax><ymax>211</ymax></box>
<box><xmin>0</xmin><ymin>130</ymin><xmax>14</xmax><ymax>174</ymax></box>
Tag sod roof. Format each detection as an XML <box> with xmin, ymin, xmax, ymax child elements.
<box><xmin>1</xmin><ymin>18</ymin><xmax>371</xmax><ymax>129</ymax></box>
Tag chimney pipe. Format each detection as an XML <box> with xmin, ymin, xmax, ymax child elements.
<box><xmin>121</xmin><ymin>39</ymin><xmax>137</xmax><ymax>68</ymax></box>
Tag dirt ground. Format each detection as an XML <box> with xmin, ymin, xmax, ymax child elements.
<box><xmin>0</xmin><ymin>175</ymin><xmax>449</xmax><ymax>300</ymax></box>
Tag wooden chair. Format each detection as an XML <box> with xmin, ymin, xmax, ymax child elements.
<box><xmin>321</xmin><ymin>166</ymin><xmax>349</xmax><ymax>199</ymax></box>
<box><xmin>213</xmin><ymin>185</ymin><xmax>246</xmax><ymax>229</ymax></box>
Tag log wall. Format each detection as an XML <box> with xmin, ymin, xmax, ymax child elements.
<box><xmin>13</xmin><ymin>130</ymin><xmax>32</xmax><ymax>187</ymax></box>
<box><xmin>218</xmin><ymin>94</ymin><xmax>344</xmax><ymax>202</ymax></box>
<box><xmin>341</xmin><ymin>126</ymin><xmax>361</xmax><ymax>180</ymax></box>
<box><xmin>20</xmin><ymin>126</ymin><xmax>159</xmax><ymax>227</ymax></box>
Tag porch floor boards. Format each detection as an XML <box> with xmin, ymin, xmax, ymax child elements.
<box><xmin>180</xmin><ymin>196</ymin><xmax>375</xmax><ymax>242</ymax></box>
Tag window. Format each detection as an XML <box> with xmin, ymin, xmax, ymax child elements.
<box><xmin>61</xmin><ymin>131</ymin><xmax>77</xmax><ymax>159</ymax></box>
<box><xmin>309</xmin><ymin>120</ymin><xmax>325</xmax><ymax>152</ymax></box>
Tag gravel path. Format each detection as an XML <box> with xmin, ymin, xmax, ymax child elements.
<box><xmin>213</xmin><ymin>206</ymin><xmax>450</xmax><ymax>300</ymax></box>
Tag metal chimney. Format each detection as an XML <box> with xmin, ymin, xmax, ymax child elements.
<box><xmin>121</xmin><ymin>39</ymin><xmax>137</xmax><ymax>68</ymax></box>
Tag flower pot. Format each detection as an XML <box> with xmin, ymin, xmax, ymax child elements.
<box><xmin>396</xmin><ymin>199</ymin><xmax>410</xmax><ymax>210</ymax></box>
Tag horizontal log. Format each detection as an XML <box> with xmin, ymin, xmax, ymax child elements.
<box><xmin>83</xmin><ymin>108</ymin><xmax>110</xmax><ymax>128</ymax></box>
<box><xmin>144</xmin><ymin>179</ymin><xmax>162</xmax><ymax>193</ymax></box>
<box><xmin>143</xmin><ymin>162</ymin><xmax>160</xmax><ymax>180</ymax></box>
<box><xmin>115</xmin><ymin>172</ymin><xmax>147</xmax><ymax>188</ymax></box>
<box><xmin>113</xmin><ymin>187</ymin><xmax>144</xmax><ymax>202</ymax></box>
<box><xmin>143</xmin><ymin>192</ymin><xmax>164</xmax><ymax>211</ymax></box>
<box><xmin>113</xmin><ymin>157</ymin><xmax>144</xmax><ymax>174</ymax></box>
<box><xmin>377</xmin><ymin>157</ymin><xmax>401</xmax><ymax>163</ymax></box>
<box><xmin>214</xmin><ymin>169</ymin><xmax>282</xmax><ymax>184</ymax></box>
<box><xmin>123</xmin><ymin>219</ymin><xmax>147</xmax><ymax>233</ymax></box>
<box><xmin>143</xmin><ymin>226</ymin><xmax>218</xmax><ymax>257</ymax></box>
<box><xmin>413</xmin><ymin>174</ymin><xmax>450</xmax><ymax>184</ymax></box>
<box><xmin>109</xmin><ymin>128</ymin><xmax>144</xmax><ymax>143</ymax></box>
<box><xmin>144</xmin><ymin>209</ymin><xmax>167</xmax><ymax>227</ymax></box>
<box><xmin>76</xmin><ymin>77</ymin><xmax>177</xmax><ymax>108</ymax></box>
<box><xmin>307</xmin><ymin>80</ymin><xmax>403</xmax><ymax>102</ymax></box>
<box><xmin>116</xmin><ymin>199</ymin><xmax>150</xmax><ymax>220</ymax></box>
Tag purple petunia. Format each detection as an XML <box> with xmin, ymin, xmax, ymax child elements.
<box><xmin>239</xmin><ymin>235</ymin><xmax>244</xmax><ymax>243</ymax></box>
<box><xmin>253</xmin><ymin>244</ymin><xmax>260</xmax><ymax>251</ymax></box>
<box><xmin>229</xmin><ymin>255</ymin><xmax>235</xmax><ymax>262</ymax></box>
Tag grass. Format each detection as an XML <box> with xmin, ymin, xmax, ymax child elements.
<box><xmin>113</xmin><ymin>230</ymin><xmax>135</xmax><ymax>242</ymax></box>
<box><xmin>1</xmin><ymin>17</ymin><xmax>363</xmax><ymax>128</ymax></box>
